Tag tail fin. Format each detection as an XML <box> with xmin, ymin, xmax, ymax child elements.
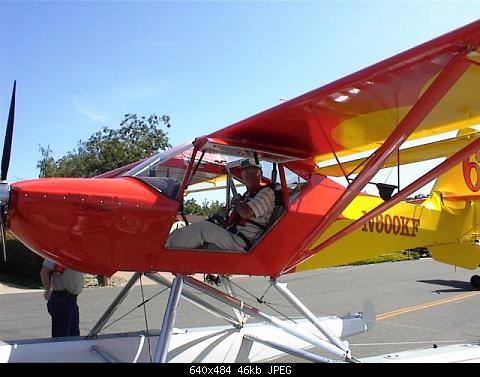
<box><xmin>431</xmin><ymin>128</ymin><xmax>480</xmax><ymax>196</ymax></box>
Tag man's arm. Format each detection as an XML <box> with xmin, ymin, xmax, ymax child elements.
<box><xmin>234</xmin><ymin>202</ymin><xmax>254</xmax><ymax>218</ymax></box>
<box><xmin>235</xmin><ymin>188</ymin><xmax>275</xmax><ymax>219</ymax></box>
<box><xmin>40</xmin><ymin>266</ymin><xmax>52</xmax><ymax>301</ymax></box>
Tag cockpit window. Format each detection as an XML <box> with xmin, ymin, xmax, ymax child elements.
<box><xmin>123</xmin><ymin>143</ymin><xmax>228</xmax><ymax>200</ymax></box>
<box><xmin>122</xmin><ymin>142</ymin><xmax>193</xmax><ymax>179</ymax></box>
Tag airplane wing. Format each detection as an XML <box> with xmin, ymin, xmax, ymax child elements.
<box><xmin>201</xmin><ymin>20</ymin><xmax>480</xmax><ymax>274</ymax></box>
<box><xmin>205</xmin><ymin>20</ymin><xmax>480</xmax><ymax>176</ymax></box>
<box><xmin>100</xmin><ymin>21</ymin><xmax>480</xmax><ymax>184</ymax></box>
<box><xmin>316</xmin><ymin>130</ymin><xmax>480</xmax><ymax>177</ymax></box>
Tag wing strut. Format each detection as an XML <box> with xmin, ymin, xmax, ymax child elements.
<box><xmin>286</xmin><ymin>52</ymin><xmax>471</xmax><ymax>270</ymax></box>
<box><xmin>176</xmin><ymin>147</ymin><xmax>199</xmax><ymax>201</ymax></box>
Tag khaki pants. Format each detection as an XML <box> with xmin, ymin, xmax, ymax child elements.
<box><xmin>165</xmin><ymin>220</ymin><xmax>247</xmax><ymax>252</ymax></box>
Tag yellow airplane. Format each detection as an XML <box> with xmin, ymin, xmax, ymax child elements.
<box><xmin>293</xmin><ymin>128</ymin><xmax>480</xmax><ymax>287</ymax></box>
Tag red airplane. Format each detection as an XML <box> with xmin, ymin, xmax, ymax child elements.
<box><xmin>6</xmin><ymin>19</ymin><xmax>480</xmax><ymax>278</ymax></box>
<box><xmin>2</xmin><ymin>20</ymin><xmax>480</xmax><ymax>363</ymax></box>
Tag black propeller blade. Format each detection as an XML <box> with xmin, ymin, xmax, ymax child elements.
<box><xmin>2</xmin><ymin>80</ymin><xmax>15</xmax><ymax>181</ymax></box>
<box><xmin>0</xmin><ymin>80</ymin><xmax>16</xmax><ymax>262</ymax></box>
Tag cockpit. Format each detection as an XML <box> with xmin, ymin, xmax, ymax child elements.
<box><xmin>122</xmin><ymin>139</ymin><xmax>307</xmax><ymax>251</ymax></box>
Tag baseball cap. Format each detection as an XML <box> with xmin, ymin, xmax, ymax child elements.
<box><xmin>240</xmin><ymin>159</ymin><xmax>261</xmax><ymax>170</ymax></box>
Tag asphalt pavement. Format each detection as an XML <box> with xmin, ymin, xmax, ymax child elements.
<box><xmin>1</xmin><ymin>258</ymin><xmax>479</xmax><ymax>361</ymax></box>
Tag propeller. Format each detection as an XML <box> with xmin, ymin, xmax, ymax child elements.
<box><xmin>0</xmin><ymin>81</ymin><xmax>16</xmax><ymax>262</ymax></box>
<box><xmin>2</xmin><ymin>80</ymin><xmax>15</xmax><ymax>181</ymax></box>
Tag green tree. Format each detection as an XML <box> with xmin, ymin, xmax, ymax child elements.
<box><xmin>201</xmin><ymin>199</ymin><xmax>224</xmax><ymax>216</ymax></box>
<box><xmin>184</xmin><ymin>198</ymin><xmax>225</xmax><ymax>216</ymax></box>
<box><xmin>184</xmin><ymin>198</ymin><xmax>202</xmax><ymax>215</ymax></box>
<box><xmin>37</xmin><ymin>113</ymin><xmax>171</xmax><ymax>178</ymax></box>
<box><xmin>37</xmin><ymin>145</ymin><xmax>57</xmax><ymax>178</ymax></box>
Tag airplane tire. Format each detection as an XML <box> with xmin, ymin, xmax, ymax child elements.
<box><xmin>470</xmin><ymin>275</ymin><xmax>480</xmax><ymax>288</ymax></box>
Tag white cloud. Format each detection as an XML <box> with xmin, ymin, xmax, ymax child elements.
<box><xmin>72</xmin><ymin>96</ymin><xmax>106</xmax><ymax>122</ymax></box>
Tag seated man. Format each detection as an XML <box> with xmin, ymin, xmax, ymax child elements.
<box><xmin>165</xmin><ymin>159</ymin><xmax>275</xmax><ymax>251</ymax></box>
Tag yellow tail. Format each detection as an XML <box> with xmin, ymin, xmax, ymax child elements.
<box><xmin>432</xmin><ymin>128</ymin><xmax>480</xmax><ymax>196</ymax></box>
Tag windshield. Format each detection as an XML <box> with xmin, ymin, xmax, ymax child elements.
<box><xmin>122</xmin><ymin>141</ymin><xmax>229</xmax><ymax>200</ymax></box>
<box><xmin>122</xmin><ymin>141</ymin><xmax>193</xmax><ymax>178</ymax></box>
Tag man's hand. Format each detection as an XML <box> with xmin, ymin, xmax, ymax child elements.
<box><xmin>232</xmin><ymin>195</ymin><xmax>253</xmax><ymax>218</ymax></box>
<box><xmin>231</xmin><ymin>194</ymin><xmax>242</xmax><ymax>207</ymax></box>
<box><xmin>39</xmin><ymin>266</ymin><xmax>52</xmax><ymax>301</ymax></box>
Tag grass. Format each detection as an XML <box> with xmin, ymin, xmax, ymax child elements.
<box><xmin>348</xmin><ymin>250</ymin><xmax>421</xmax><ymax>266</ymax></box>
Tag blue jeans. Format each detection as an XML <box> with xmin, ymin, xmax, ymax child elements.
<box><xmin>47</xmin><ymin>291</ymin><xmax>80</xmax><ymax>337</ymax></box>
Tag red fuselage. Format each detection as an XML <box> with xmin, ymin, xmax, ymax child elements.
<box><xmin>7</xmin><ymin>175</ymin><xmax>344</xmax><ymax>277</ymax></box>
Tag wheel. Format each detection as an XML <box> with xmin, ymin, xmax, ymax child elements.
<box><xmin>204</xmin><ymin>274</ymin><xmax>222</xmax><ymax>286</ymax></box>
<box><xmin>470</xmin><ymin>275</ymin><xmax>480</xmax><ymax>288</ymax></box>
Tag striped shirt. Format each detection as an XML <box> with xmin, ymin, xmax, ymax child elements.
<box><xmin>237</xmin><ymin>186</ymin><xmax>276</xmax><ymax>243</ymax></box>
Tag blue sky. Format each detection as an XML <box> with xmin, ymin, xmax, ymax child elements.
<box><xmin>1</xmin><ymin>1</ymin><xmax>479</xmax><ymax>185</ymax></box>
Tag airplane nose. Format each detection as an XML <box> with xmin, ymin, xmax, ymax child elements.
<box><xmin>6</xmin><ymin>178</ymin><xmax>121</xmax><ymax>275</ymax></box>
<box><xmin>6</xmin><ymin>177</ymin><xmax>178</xmax><ymax>276</ymax></box>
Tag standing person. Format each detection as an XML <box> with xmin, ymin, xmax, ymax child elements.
<box><xmin>166</xmin><ymin>159</ymin><xmax>275</xmax><ymax>251</ymax></box>
<box><xmin>40</xmin><ymin>259</ymin><xmax>85</xmax><ymax>338</ymax></box>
